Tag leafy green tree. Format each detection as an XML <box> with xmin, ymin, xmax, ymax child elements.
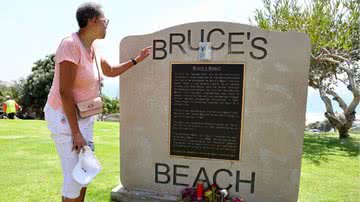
<box><xmin>1</xmin><ymin>85</ymin><xmax>15</xmax><ymax>104</ymax></box>
<box><xmin>252</xmin><ymin>0</ymin><xmax>359</xmax><ymax>138</ymax></box>
<box><xmin>0</xmin><ymin>80</ymin><xmax>25</xmax><ymax>109</ymax></box>
<box><xmin>21</xmin><ymin>54</ymin><xmax>55</xmax><ymax>119</ymax></box>
<box><xmin>17</xmin><ymin>54</ymin><xmax>121</xmax><ymax>120</ymax></box>
<box><xmin>102</xmin><ymin>95</ymin><xmax>120</xmax><ymax>115</ymax></box>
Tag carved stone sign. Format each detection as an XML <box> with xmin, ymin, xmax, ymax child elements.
<box><xmin>111</xmin><ymin>22</ymin><xmax>310</xmax><ymax>202</ymax></box>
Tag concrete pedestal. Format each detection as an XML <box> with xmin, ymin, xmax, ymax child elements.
<box><xmin>111</xmin><ymin>185</ymin><xmax>178</xmax><ymax>202</ymax></box>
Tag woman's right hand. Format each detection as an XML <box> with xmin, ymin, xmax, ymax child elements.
<box><xmin>135</xmin><ymin>46</ymin><xmax>152</xmax><ymax>63</ymax></box>
<box><xmin>72</xmin><ymin>132</ymin><xmax>87</xmax><ymax>154</ymax></box>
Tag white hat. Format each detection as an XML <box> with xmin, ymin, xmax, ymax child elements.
<box><xmin>72</xmin><ymin>146</ymin><xmax>102</xmax><ymax>185</ymax></box>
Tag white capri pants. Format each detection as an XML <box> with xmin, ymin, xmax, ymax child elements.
<box><xmin>45</xmin><ymin>104</ymin><xmax>95</xmax><ymax>199</ymax></box>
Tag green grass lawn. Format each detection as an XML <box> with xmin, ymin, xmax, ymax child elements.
<box><xmin>0</xmin><ymin>120</ymin><xmax>359</xmax><ymax>202</ymax></box>
<box><xmin>0</xmin><ymin>120</ymin><xmax>120</xmax><ymax>202</ymax></box>
<box><xmin>299</xmin><ymin>132</ymin><xmax>360</xmax><ymax>202</ymax></box>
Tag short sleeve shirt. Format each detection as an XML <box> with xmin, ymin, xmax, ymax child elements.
<box><xmin>44</xmin><ymin>33</ymin><xmax>102</xmax><ymax>138</ymax></box>
<box><xmin>46</xmin><ymin>32</ymin><xmax>102</xmax><ymax>111</ymax></box>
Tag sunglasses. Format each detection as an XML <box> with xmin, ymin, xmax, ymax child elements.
<box><xmin>98</xmin><ymin>18</ymin><xmax>109</xmax><ymax>27</ymax></box>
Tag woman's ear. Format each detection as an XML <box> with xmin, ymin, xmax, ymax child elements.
<box><xmin>88</xmin><ymin>17</ymin><xmax>97</xmax><ymax>26</ymax></box>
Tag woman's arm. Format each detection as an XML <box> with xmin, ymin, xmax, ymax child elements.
<box><xmin>59</xmin><ymin>61</ymin><xmax>86</xmax><ymax>153</ymax></box>
<box><xmin>100</xmin><ymin>46</ymin><xmax>152</xmax><ymax>77</ymax></box>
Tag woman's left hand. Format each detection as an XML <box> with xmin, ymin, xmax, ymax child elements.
<box><xmin>135</xmin><ymin>46</ymin><xmax>152</xmax><ymax>63</ymax></box>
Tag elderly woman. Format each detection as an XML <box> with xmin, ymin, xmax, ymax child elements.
<box><xmin>44</xmin><ymin>2</ymin><xmax>151</xmax><ymax>201</ymax></box>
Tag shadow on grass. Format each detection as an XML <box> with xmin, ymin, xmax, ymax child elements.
<box><xmin>302</xmin><ymin>133</ymin><xmax>360</xmax><ymax>165</ymax></box>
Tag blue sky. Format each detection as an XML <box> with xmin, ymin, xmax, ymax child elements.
<box><xmin>0</xmin><ymin>0</ymin><xmax>357</xmax><ymax>123</ymax></box>
<box><xmin>0</xmin><ymin>0</ymin><xmax>263</xmax><ymax>81</ymax></box>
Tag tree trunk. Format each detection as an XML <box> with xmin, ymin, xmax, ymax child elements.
<box><xmin>324</xmin><ymin>112</ymin><xmax>353</xmax><ymax>139</ymax></box>
<box><xmin>338</xmin><ymin>126</ymin><xmax>350</xmax><ymax>139</ymax></box>
<box><xmin>312</xmin><ymin>47</ymin><xmax>359</xmax><ymax>140</ymax></box>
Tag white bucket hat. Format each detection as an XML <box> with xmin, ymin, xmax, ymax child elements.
<box><xmin>72</xmin><ymin>146</ymin><xmax>102</xmax><ymax>185</ymax></box>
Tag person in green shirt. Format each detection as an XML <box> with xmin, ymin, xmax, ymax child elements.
<box><xmin>3</xmin><ymin>95</ymin><xmax>21</xmax><ymax>119</ymax></box>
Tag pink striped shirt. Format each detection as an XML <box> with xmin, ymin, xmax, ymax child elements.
<box><xmin>47</xmin><ymin>33</ymin><xmax>102</xmax><ymax>111</ymax></box>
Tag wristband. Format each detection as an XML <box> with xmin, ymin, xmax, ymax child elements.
<box><xmin>131</xmin><ymin>58</ymin><xmax>137</xmax><ymax>65</ymax></box>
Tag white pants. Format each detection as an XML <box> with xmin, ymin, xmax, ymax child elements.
<box><xmin>52</xmin><ymin>133</ymin><xmax>95</xmax><ymax>198</ymax></box>
<box><xmin>45</xmin><ymin>104</ymin><xmax>95</xmax><ymax>198</ymax></box>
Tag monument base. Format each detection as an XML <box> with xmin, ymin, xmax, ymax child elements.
<box><xmin>111</xmin><ymin>184</ymin><xmax>178</xmax><ymax>202</ymax></box>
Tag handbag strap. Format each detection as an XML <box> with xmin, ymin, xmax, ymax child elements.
<box><xmin>94</xmin><ymin>54</ymin><xmax>102</xmax><ymax>96</ymax></box>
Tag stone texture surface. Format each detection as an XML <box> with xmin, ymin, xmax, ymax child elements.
<box><xmin>113</xmin><ymin>22</ymin><xmax>310</xmax><ymax>202</ymax></box>
<box><xmin>111</xmin><ymin>185</ymin><xmax>177</xmax><ymax>202</ymax></box>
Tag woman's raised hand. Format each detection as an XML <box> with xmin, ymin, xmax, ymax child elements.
<box><xmin>135</xmin><ymin>46</ymin><xmax>152</xmax><ymax>63</ymax></box>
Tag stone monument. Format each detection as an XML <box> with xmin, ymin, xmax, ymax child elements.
<box><xmin>111</xmin><ymin>21</ymin><xmax>310</xmax><ymax>202</ymax></box>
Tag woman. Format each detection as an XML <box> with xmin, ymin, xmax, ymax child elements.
<box><xmin>44</xmin><ymin>2</ymin><xmax>151</xmax><ymax>201</ymax></box>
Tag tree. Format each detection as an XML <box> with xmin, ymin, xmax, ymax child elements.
<box><xmin>0</xmin><ymin>83</ymin><xmax>20</xmax><ymax>104</ymax></box>
<box><xmin>21</xmin><ymin>54</ymin><xmax>55</xmax><ymax>119</ymax></box>
<box><xmin>102</xmin><ymin>95</ymin><xmax>120</xmax><ymax>115</ymax></box>
<box><xmin>252</xmin><ymin>0</ymin><xmax>359</xmax><ymax>138</ymax></box>
<box><xmin>18</xmin><ymin>54</ymin><xmax>121</xmax><ymax>120</ymax></box>
<box><xmin>0</xmin><ymin>79</ymin><xmax>25</xmax><ymax>116</ymax></box>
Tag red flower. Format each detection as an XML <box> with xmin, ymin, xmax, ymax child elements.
<box><xmin>196</xmin><ymin>182</ymin><xmax>204</xmax><ymax>201</ymax></box>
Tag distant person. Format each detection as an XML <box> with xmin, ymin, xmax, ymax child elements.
<box><xmin>43</xmin><ymin>2</ymin><xmax>151</xmax><ymax>202</ymax></box>
<box><xmin>3</xmin><ymin>95</ymin><xmax>21</xmax><ymax>119</ymax></box>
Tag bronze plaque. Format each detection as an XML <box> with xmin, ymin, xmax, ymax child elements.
<box><xmin>170</xmin><ymin>63</ymin><xmax>245</xmax><ymax>160</ymax></box>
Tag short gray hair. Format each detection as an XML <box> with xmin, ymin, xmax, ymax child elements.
<box><xmin>76</xmin><ymin>2</ymin><xmax>103</xmax><ymax>28</ymax></box>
